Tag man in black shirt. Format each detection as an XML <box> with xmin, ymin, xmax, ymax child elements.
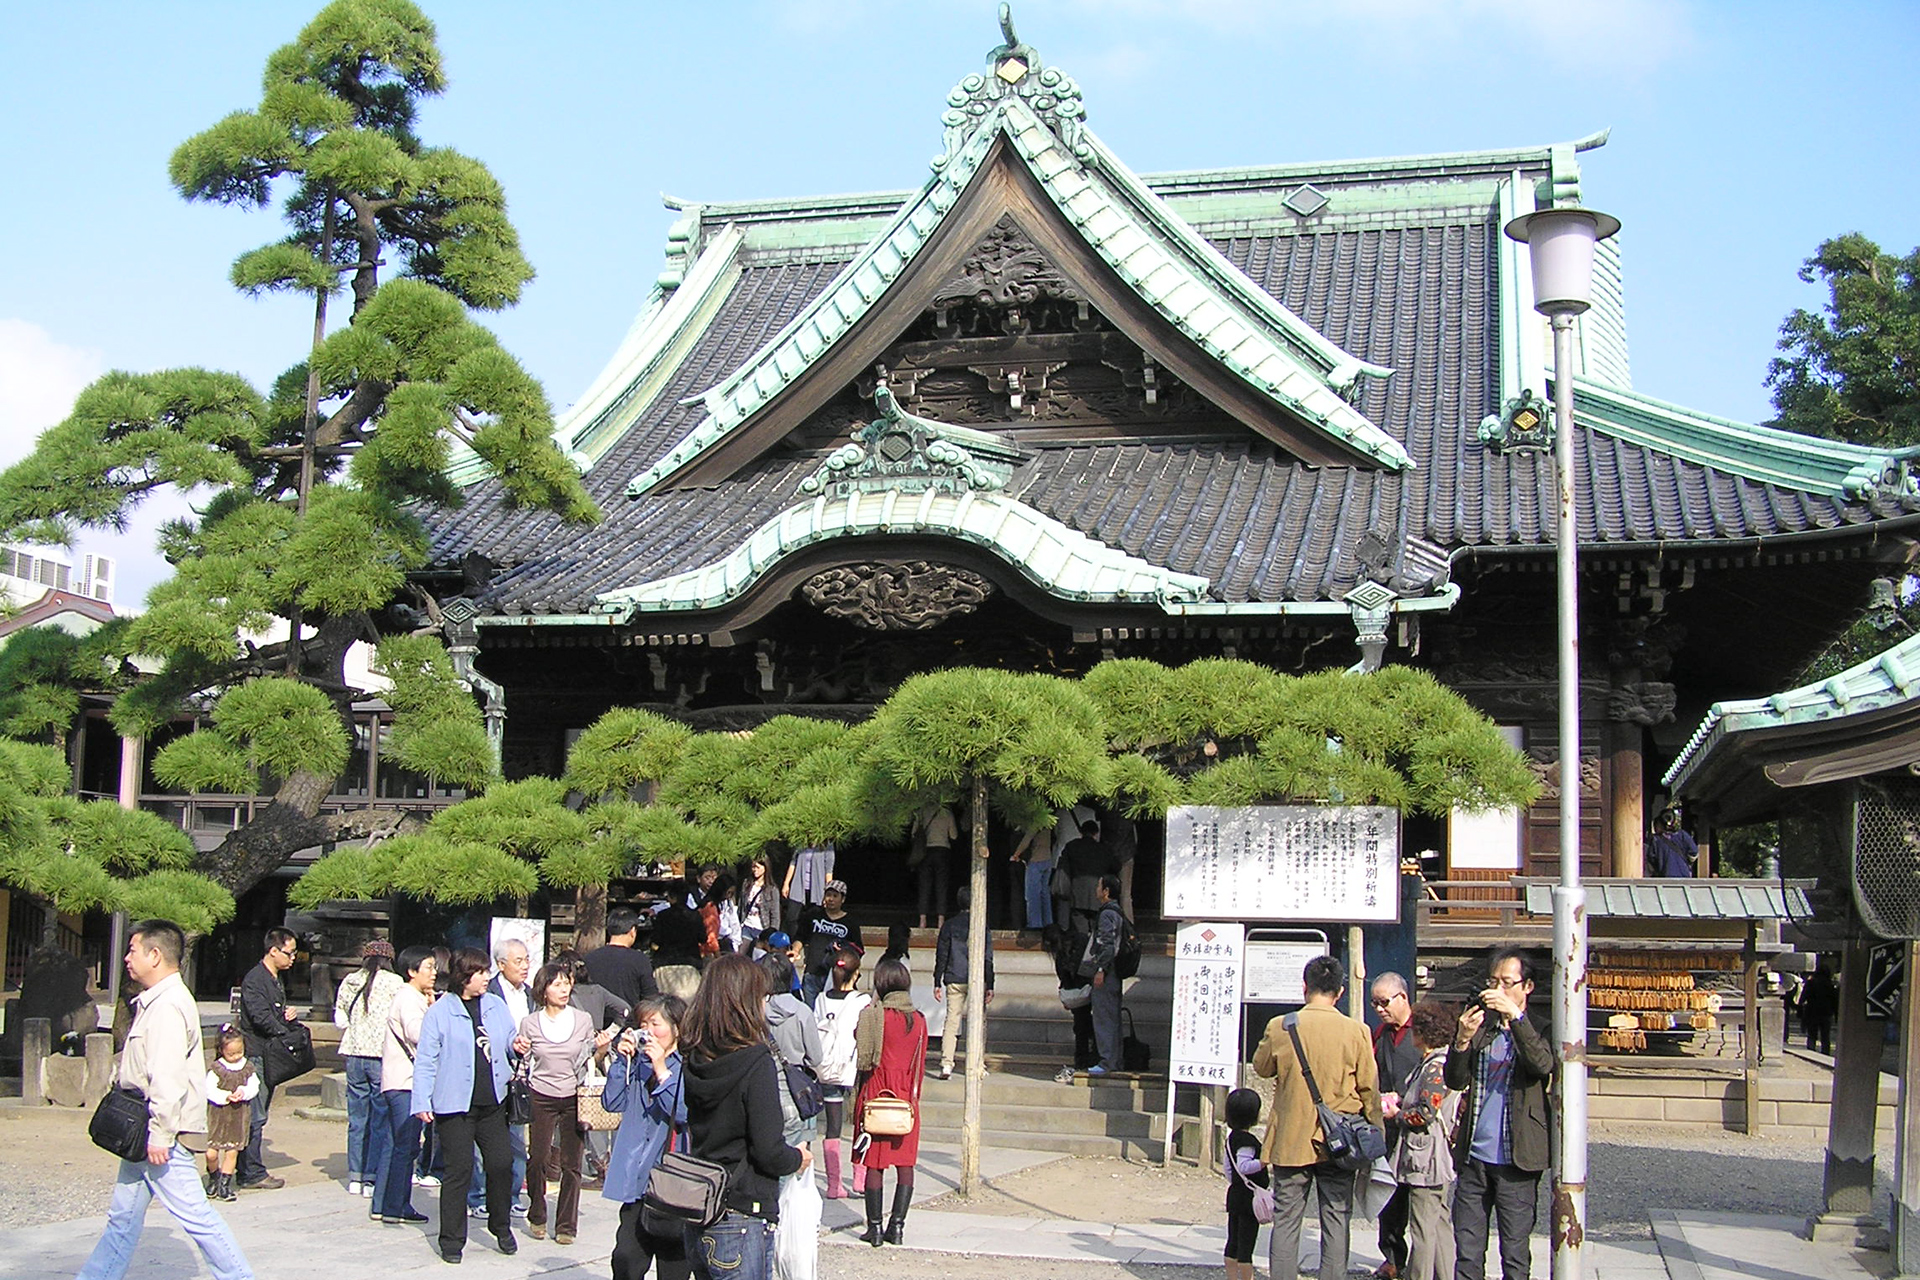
<box><xmin>582</xmin><ymin>907</ymin><xmax>659</xmax><ymax>1009</ymax></box>
<box><xmin>798</xmin><ymin>880</ymin><xmax>863</xmax><ymax>1004</ymax></box>
<box><xmin>236</xmin><ymin>927</ymin><xmax>299</xmax><ymax>1189</ymax></box>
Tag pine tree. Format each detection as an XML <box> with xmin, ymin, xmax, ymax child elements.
<box><xmin>0</xmin><ymin>0</ymin><xmax>597</xmax><ymax>902</ymax></box>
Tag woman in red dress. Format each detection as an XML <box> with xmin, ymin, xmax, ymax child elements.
<box><xmin>851</xmin><ymin>957</ymin><xmax>926</xmax><ymax>1246</ymax></box>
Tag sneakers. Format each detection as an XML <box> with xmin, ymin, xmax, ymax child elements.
<box><xmin>936</xmin><ymin>1066</ymin><xmax>952</xmax><ymax>1080</ymax></box>
<box><xmin>362</xmin><ymin>1182</ymin><xmax>375</xmax><ymax>1197</ymax></box>
<box><xmin>347</xmin><ymin>1180</ymin><xmax>362</xmax><ymax>1195</ymax></box>
<box><xmin>1053</xmin><ymin>1065</ymin><xmax>1076</xmax><ymax>1083</ymax></box>
<box><xmin>1087</xmin><ymin>1065</ymin><xmax>1110</xmax><ymax>1077</ymax></box>
<box><xmin>414</xmin><ymin>1173</ymin><xmax>441</xmax><ymax>1188</ymax></box>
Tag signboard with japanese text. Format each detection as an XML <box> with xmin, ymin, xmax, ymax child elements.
<box><xmin>1169</xmin><ymin>921</ymin><xmax>1245</xmax><ymax>1086</ymax></box>
<box><xmin>1163</xmin><ymin>805</ymin><xmax>1400</xmax><ymax>922</ymax></box>
<box><xmin>1242</xmin><ymin>933</ymin><xmax>1330</xmax><ymax>1004</ymax></box>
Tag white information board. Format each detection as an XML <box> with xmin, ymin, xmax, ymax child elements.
<box><xmin>1242</xmin><ymin>934</ymin><xmax>1330</xmax><ymax>1004</ymax></box>
<box><xmin>1448</xmin><ymin>806</ymin><xmax>1522</xmax><ymax>870</ymax></box>
<box><xmin>489</xmin><ymin>917</ymin><xmax>548</xmax><ymax>970</ymax></box>
<box><xmin>1169</xmin><ymin>921</ymin><xmax>1245</xmax><ymax>1086</ymax></box>
<box><xmin>1163</xmin><ymin>805</ymin><xmax>1400</xmax><ymax>922</ymax></box>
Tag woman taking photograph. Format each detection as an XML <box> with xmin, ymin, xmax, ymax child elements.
<box><xmin>512</xmin><ymin>961</ymin><xmax>613</xmax><ymax>1246</ymax></box>
<box><xmin>411</xmin><ymin>947</ymin><xmax>520</xmax><ymax>1264</ymax></box>
<box><xmin>681</xmin><ymin>952</ymin><xmax>812</xmax><ymax>1280</ymax></box>
<box><xmin>605</xmin><ymin>995</ymin><xmax>689</xmax><ymax>1280</ymax></box>
<box><xmin>374</xmin><ymin>945</ymin><xmax>437</xmax><ymax>1226</ymax></box>
<box><xmin>335</xmin><ymin>939</ymin><xmax>404</xmax><ymax>1197</ymax></box>
<box><xmin>851</xmin><ymin>956</ymin><xmax>926</xmax><ymax>1246</ymax></box>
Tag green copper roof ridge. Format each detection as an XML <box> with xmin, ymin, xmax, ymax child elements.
<box><xmin>683</xmin><ymin>128</ymin><xmax>1611</xmax><ymax>222</ymax></box>
<box><xmin>591</xmin><ymin>487</ymin><xmax>1212</xmax><ymax>620</ymax></box>
<box><xmin>1665</xmin><ymin>629</ymin><xmax>1920</xmax><ymax>793</ymax></box>
<box><xmin>1573</xmin><ymin>377</ymin><xmax>1920</xmax><ymax>501</ymax></box>
<box><xmin>1076</xmin><ymin>123</ymin><xmax>1393</xmax><ymax>388</ymax></box>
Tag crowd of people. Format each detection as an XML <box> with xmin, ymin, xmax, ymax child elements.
<box><xmin>1229</xmin><ymin>947</ymin><xmax>1557</xmax><ymax>1280</ymax></box>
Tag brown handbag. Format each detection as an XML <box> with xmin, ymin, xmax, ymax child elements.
<box><xmin>859</xmin><ymin>1009</ymin><xmax>925</xmax><ymax>1136</ymax></box>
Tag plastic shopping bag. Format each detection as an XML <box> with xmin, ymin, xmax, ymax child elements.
<box><xmin>774</xmin><ymin>1170</ymin><xmax>821</xmax><ymax>1280</ymax></box>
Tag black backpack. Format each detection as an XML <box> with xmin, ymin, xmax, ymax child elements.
<box><xmin>1114</xmin><ymin>912</ymin><xmax>1142</xmax><ymax>980</ymax></box>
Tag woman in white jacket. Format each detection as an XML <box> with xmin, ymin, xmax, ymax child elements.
<box><xmin>811</xmin><ymin>945</ymin><xmax>871</xmax><ymax>1199</ymax></box>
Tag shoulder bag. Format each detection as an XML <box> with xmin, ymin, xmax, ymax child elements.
<box><xmin>1228</xmin><ymin>1146</ymin><xmax>1276</xmax><ymax>1225</ymax></box>
<box><xmin>261</xmin><ymin>1020</ymin><xmax>316</xmax><ymax>1089</ymax></box>
<box><xmin>89</xmin><ymin>1086</ymin><xmax>152</xmax><ymax>1162</ymax></box>
<box><xmin>642</xmin><ymin>1146</ymin><xmax>730</xmax><ymax>1233</ymax></box>
<box><xmin>782</xmin><ymin>1058</ymin><xmax>825</xmax><ymax>1120</ymax></box>
<box><xmin>507</xmin><ymin>1040</ymin><xmax>535</xmax><ymax>1127</ymax></box>
<box><xmin>858</xmin><ymin>1009</ymin><xmax>926</xmax><ymax>1135</ymax></box>
<box><xmin>1283</xmin><ymin>1014</ymin><xmax>1386</xmax><ymax>1172</ymax></box>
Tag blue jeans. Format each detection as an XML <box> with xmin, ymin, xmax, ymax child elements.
<box><xmin>376</xmin><ymin>1092</ymin><xmax>424</xmax><ymax>1218</ymax></box>
<box><xmin>469</xmin><ymin>1122</ymin><xmax>527</xmax><ymax>1209</ymax></box>
<box><xmin>78</xmin><ymin>1143</ymin><xmax>254</xmax><ymax>1280</ymax></box>
<box><xmin>238</xmin><ymin>1055</ymin><xmax>274</xmax><ymax>1185</ymax></box>
<box><xmin>685</xmin><ymin>1211</ymin><xmax>775</xmax><ymax>1280</ymax></box>
<box><xmin>1023</xmin><ymin>859</ymin><xmax>1055</xmax><ymax>929</ymax></box>
<box><xmin>344</xmin><ymin>1055</ymin><xmax>391</xmax><ymax>1182</ymax></box>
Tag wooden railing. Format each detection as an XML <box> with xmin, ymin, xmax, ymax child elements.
<box><xmin>1415</xmin><ymin>879</ymin><xmax>1527</xmax><ymax>930</ymax></box>
<box><xmin>76</xmin><ymin>790</ymin><xmax>462</xmax><ymax>852</ymax></box>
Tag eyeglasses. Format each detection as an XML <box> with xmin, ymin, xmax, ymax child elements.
<box><xmin>1488</xmin><ymin>975</ymin><xmax>1528</xmax><ymax>989</ymax></box>
<box><xmin>1370</xmin><ymin>994</ymin><xmax>1404</xmax><ymax>1008</ymax></box>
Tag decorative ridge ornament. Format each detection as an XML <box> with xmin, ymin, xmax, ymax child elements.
<box><xmin>935</xmin><ymin>5</ymin><xmax>1089</xmax><ymax>172</ymax></box>
<box><xmin>798</xmin><ymin>384</ymin><xmax>1026</xmax><ymax>498</ymax></box>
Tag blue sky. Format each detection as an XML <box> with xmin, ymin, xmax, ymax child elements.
<box><xmin>2</xmin><ymin>0</ymin><xmax>1916</xmax><ymax>603</ymax></box>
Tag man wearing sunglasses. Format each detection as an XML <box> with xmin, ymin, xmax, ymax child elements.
<box><xmin>1368</xmin><ymin>973</ymin><xmax>1418</xmax><ymax>1280</ymax></box>
<box><xmin>1445</xmin><ymin>948</ymin><xmax>1555</xmax><ymax>1280</ymax></box>
<box><xmin>235</xmin><ymin>929</ymin><xmax>300</xmax><ymax>1190</ymax></box>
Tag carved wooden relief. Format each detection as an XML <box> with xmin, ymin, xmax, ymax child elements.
<box><xmin>800</xmin><ymin>561</ymin><xmax>996</xmax><ymax>630</ymax></box>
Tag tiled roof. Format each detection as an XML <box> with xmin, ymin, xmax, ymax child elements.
<box><xmin>1516</xmin><ymin>877</ymin><xmax>1814</xmax><ymax>920</ymax></box>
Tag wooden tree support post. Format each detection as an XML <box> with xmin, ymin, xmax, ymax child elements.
<box><xmin>960</xmin><ymin>775</ymin><xmax>990</xmax><ymax>1198</ymax></box>
<box><xmin>1896</xmin><ymin>939</ymin><xmax>1920</xmax><ymax>1274</ymax></box>
<box><xmin>1742</xmin><ymin>923</ymin><xmax>1761</xmax><ymax>1135</ymax></box>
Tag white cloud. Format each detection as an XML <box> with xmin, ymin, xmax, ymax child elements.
<box><xmin>0</xmin><ymin>319</ymin><xmax>103</xmax><ymax>461</ymax></box>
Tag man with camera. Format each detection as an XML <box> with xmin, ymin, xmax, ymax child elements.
<box><xmin>78</xmin><ymin>919</ymin><xmax>254</xmax><ymax>1280</ymax></box>
<box><xmin>235</xmin><ymin>927</ymin><xmax>300</xmax><ymax>1190</ymax></box>
<box><xmin>1251</xmin><ymin>954</ymin><xmax>1381</xmax><ymax>1280</ymax></box>
<box><xmin>1446</xmin><ymin>947</ymin><xmax>1556</xmax><ymax>1280</ymax></box>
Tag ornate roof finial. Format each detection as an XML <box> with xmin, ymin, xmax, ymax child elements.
<box><xmin>933</xmin><ymin>6</ymin><xmax>1089</xmax><ymax>172</ymax></box>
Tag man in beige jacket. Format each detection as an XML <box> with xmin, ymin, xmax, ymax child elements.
<box><xmin>78</xmin><ymin>918</ymin><xmax>254</xmax><ymax>1280</ymax></box>
<box><xmin>1252</xmin><ymin>954</ymin><xmax>1381</xmax><ymax>1280</ymax></box>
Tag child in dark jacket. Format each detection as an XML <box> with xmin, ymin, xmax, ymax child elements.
<box><xmin>1222</xmin><ymin>1087</ymin><xmax>1269</xmax><ymax>1280</ymax></box>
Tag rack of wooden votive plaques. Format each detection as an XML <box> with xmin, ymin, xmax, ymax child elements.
<box><xmin>1589</xmin><ymin>948</ymin><xmax>1744</xmax><ymax>1055</ymax></box>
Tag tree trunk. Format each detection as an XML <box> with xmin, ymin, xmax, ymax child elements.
<box><xmin>574</xmin><ymin>881</ymin><xmax>608</xmax><ymax>954</ymax></box>
<box><xmin>960</xmin><ymin>774</ymin><xmax>990</xmax><ymax>1198</ymax></box>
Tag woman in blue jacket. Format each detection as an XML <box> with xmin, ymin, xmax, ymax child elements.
<box><xmin>411</xmin><ymin>947</ymin><xmax>521</xmax><ymax>1264</ymax></box>
<box><xmin>605</xmin><ymin>994</ymin><xmax>689</xmax><ymax>1280</ymax></box>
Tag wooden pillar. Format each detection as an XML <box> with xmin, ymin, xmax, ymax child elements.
<box><xmin>117</xmin><ymin>734</ymin><xmax>142</xmax><ymax>810</ymax></box>
<box><xmin>1895</xmin><ymin>939</ymin><xmax>1920</xmax><ymax>1274</ymax></box>
<box><xmin>1742</xmin><ymin>923</ymin><xmax>1761</xmax><ymax>1133</ymax></box>
<box><xmin>1606</xmin><ymin>721</ymin><xmax>1644</xmax><ymax>877</ymax></box>
<box><xmin>1813</xmin><ymin>937</ymin><xmax>1885</xmax><ymax>1240</ymax></box>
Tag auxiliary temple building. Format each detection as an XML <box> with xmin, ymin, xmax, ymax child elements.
<box><xmin>420</xmin><ymin>20</ymin><xmax>1920</xmax><ymax>906</ymax></box>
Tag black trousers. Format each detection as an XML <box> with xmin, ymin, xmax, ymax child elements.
<box><xmin>615</xmin><ymin>1199</ymin><xmax>691</xmax><ymax>1280</ymax></box>
<box><xmin>1377</xmin><ymin>1181</ymin><xmax>1410</xmax><ymax>1271</ymax></box>
<box><xmin>1451</xmin><ymin>1158</ymin><xmax>1540</xmax><ymax>1280</ymax></box>
<box><xmin>436</xmin><ymin>1100</ymin><xmax>513</xmax><ymax>1257</ymax></box>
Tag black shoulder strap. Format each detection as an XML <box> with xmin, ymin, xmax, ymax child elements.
<box><xmin>1283</xmin><ymin>1014</ymin><xmax>1325</xmax><ymax>1107</ymax></box>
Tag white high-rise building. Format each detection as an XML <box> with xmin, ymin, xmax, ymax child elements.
<box><xmin>0</xmin><ymin>544</ymin><xmax>114</xmax><ymax>607</ymax></box>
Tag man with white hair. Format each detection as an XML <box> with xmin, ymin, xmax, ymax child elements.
<box><xmin>1369</xmin><ymin>971</ymin><xmax>1419</xmax><ymax>1280</ymax></box>
<box><xmin>77</xmin><ymin>919</ymin><xmax>254</xmax><ymax>1280</ymax></box>
<box><xmin>469</xmin><ymin>937</ymin><xmax>532</xmax><ymax>1219</ymax></box>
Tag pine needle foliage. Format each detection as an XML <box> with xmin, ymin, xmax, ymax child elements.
<box><xmin>371</xmin><ymin>635</ymin><xmax>496</xmax><ymax>790</ymax></box>
<box><xmin>0</xmin><ymin>1</ymin><xmax>598</xmax><ymax>903</ymax></box>
<box><xmin>562</xmin><ymin>707</ymin><xmax>691</xmax><ymax>798</ymax></box>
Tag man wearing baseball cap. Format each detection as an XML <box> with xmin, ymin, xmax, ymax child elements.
<box><xmin>797</xmin><ymin>880</ymin><xmax>865</xmax><ymax>1004</ymax></box>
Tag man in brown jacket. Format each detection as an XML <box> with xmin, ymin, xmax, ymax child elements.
<box><xmin>1252</xmin><ymin>954</ymin><xmax>1381</xmax><ymax>1280</ymax></box>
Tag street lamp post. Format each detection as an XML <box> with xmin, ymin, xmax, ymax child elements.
<box><xmin>1504</xmin><ymin>204</ymin><xmax>1621</xmax><ymax>1280</ymax></box>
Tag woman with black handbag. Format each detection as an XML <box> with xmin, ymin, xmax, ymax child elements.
<box><xmin>680</xmin><ymin>953</ymin><xmax>811</xmax><ymax>1280</ymax></box>
<box><xmin>410</xmin><ymin>947</ymin><xmax>521</xmax><ymax>1264</ymax></box>
<box><xmin>850</xmin><ymin>957</ymin><xmax>926</xmax><ymax>1246</ymax></box>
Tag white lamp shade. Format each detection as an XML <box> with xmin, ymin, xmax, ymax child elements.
<box><xmin>1505</xmin><ymin>208</ymin><xmax>1621</xmax><ymax>317</ymax></box>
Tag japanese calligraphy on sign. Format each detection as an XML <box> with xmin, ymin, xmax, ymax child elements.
<box><xmin>1170</xmin><ymin>921</ymin><xmax>1245</xmax><ymax>1087</ymax></box>
<box><xmin>1163</xmin><ymin>805</ymin><xmax>1399</xmax><ymax>923</ymax></box>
